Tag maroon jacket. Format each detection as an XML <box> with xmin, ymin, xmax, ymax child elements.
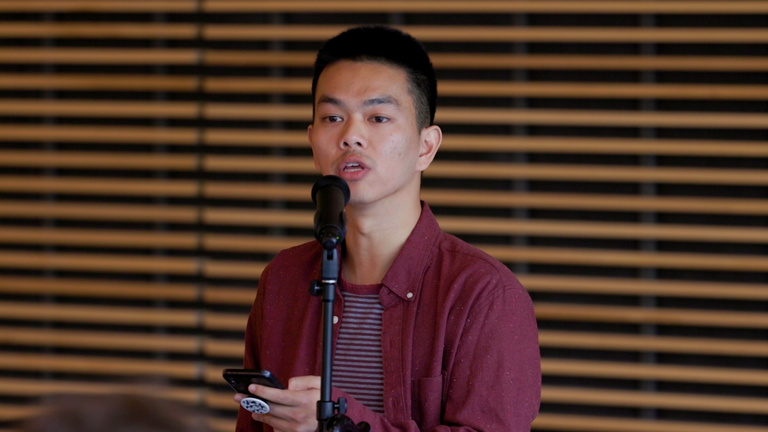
<box><xmin>237</xmin><ymin>203</ymin><xmax>541</xmax><ymax>431</ymax></box>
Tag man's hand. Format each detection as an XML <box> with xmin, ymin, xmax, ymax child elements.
<box><xmin>234</xmin><ymin>375</ymin><xmax>321</xmax><ymax>432</ymax></box>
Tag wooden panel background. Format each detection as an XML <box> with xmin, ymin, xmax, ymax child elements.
<box><xmin>0</xmin><ymin>1</ymin><xmax>766</xmax><ymax>431</ymax></box>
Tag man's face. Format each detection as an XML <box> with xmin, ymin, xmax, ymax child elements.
<box><xmin>308</xmin><ymin>60</ymin><xmax>438</xmax><ymax>208</ymax></box>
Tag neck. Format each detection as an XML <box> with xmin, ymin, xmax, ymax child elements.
<box><xmin>342</xmin><ymin>197</ymin><xmax>421</xmax><ymax>285</ymax></box>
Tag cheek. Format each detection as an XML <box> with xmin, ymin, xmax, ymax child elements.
<box><xmin>388</xmin><ymin>135</ymin><xmax>421</xmax><ymax>164</ymax></box>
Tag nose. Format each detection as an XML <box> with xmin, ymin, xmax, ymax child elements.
<box><xmin>340</xmin><ymin>117</ymin><xmax>366</xmax><ymax>150</ymax></box>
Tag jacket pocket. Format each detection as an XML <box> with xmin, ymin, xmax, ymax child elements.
<box><xmin>412</xmin><ymin>374</ymin><xmax>444</xmax><ymax>429</ymax></box>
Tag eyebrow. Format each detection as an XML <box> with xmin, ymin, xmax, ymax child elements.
<box><xmin>316</xmin><ymin>95</ymin><xmax>400</xmax><ymax>109</ymax></box>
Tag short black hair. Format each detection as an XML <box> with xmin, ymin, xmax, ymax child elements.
<box><xmin>312</xmin><ymin>26</ymin><xmax>437</xmax><ymax>129</ymax></box>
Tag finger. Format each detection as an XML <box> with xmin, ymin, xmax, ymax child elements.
<box><xmin>233</xmin><ymin>392</ymin><xmax>247</xmax><ymax>403</ymax></box>
<box><xmin>254</xmin><ymin>412</ymin><xmax>293</xmax><ymax>432</ymax></box>
<box><xmin>287</xmin><ymin>375</ymin><xmax>321</xmax><ymax>391</ymax></box>
<box><xmin>248</xmin><ymin>384</ymin><xmax>293</xmax><ymax>406</ymax></box>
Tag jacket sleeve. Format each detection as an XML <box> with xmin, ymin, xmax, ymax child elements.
<box><xmin>441</xmin><ymin>284</ymin><xmax>541</xmax><ymax>430</ymax></box>
<box><xmin>235</xmin><ymin>265</ymin><xmax>271</xmax><ymax>432</ymax></box>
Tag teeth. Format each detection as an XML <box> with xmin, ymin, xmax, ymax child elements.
<box><xmin>344</xmin><ymin>163</ymin><xmax>361</xmax><ymax>172</ymax></box>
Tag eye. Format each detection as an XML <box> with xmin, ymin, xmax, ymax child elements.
<box><xmin>371</xmin><ymin>115</ymin><xmax>389</xmax><ymax>123</ymax></box>
<box><xmin>324</xmin><ymin>115</ymin><xmax>343</xmax><ymax>123</ymax></box>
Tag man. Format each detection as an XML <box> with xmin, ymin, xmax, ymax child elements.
<box><xmin>235</xmin><ymin>25</ymin><xmax>540</xmax><ymax>432</ymax></box>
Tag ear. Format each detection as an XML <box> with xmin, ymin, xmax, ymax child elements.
<box><xmin>416</xmin><ymin>125</ymin><xmax>442</xmax><ymax>172</ymax></box>
<box><xmin>307</xmin><ymin>124</ymin><xmax>321</xmax><ymax>170</ymax></box>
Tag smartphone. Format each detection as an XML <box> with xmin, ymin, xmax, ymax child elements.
<box><xmin>223</xmin><ymin>368</ymin><xmax>285</xmax><ymax>414</ymax></box>
<box><xmin>223</xmin><ymin>368</ymin><xmax>285</xmax><ymax>395</ymax></box>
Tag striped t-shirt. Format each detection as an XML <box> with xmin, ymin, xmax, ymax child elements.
<box><xmin>332</xmin><ymin>280</ymin><xmax>385</xmax><ymax>413</ymax></box>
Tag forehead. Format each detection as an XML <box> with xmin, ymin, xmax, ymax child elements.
<box><xmin>315</xmin><ymin>60</ymin><xmax>411</xmax><ymax>103</ymax></box>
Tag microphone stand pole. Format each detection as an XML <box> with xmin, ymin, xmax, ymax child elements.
<box><xmin>310</xmin><ymin>247</ymin><xmax>371</xmax><ymax>432</ymax></box>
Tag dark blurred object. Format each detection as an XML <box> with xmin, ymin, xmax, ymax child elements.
<box><xmin>20</xmin><ymin>393</ymin><xmax>209</xmax><ymax>432</ymax></box>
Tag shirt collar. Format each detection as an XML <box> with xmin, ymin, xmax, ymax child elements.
<box><xmin>379</xmin><ymin>201</ymin><xmax>441</xmax><ymax>306</ymax></box>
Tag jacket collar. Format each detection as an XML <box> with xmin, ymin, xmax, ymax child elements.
<box><xmin>379</xmin><ymin>202</ymin><xmax>441</xmax><ymax>307</ymax></box>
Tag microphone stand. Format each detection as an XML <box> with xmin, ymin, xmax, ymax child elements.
<box><xmin>310</xmin><ymin>246</ymin><xmax>371</xmax><ymax>432</ymax></box>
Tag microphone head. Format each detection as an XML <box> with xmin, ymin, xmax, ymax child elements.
<box><xmin>311</xmin><ymin>175</ymin><xmax>350</xmax><ymax>205</ymax></box>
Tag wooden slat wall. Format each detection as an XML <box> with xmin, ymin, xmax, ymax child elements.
<box><xmin>0</xmin><ymin>1</ymin><xmax>766</xmax><ymax>431</ymax></box>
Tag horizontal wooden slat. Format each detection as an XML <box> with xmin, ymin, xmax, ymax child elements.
<box><xmin>5</xmin><ymin>23</ymin><xmax>768</xmax><ymax>44</ymax></box>
<box><xmin>14</xmin><ymin>98</ymin><xmax>755</xmax><ymax>129</ymax></box>
<box><xmin>205</xmin><ymin>156</ymin><xmax>768</xmax><ymax>186</ymax></box>
<box><xmin>0</xmin><ymin>227</ymin><xmax>197</xmax><ymax>249</ymax></box>
<box><xmin>4</xmin><ymin>49</ymin><xmax>766</xmax><ymax>72</ymax></box>
<box><xmin>204</xmin><ymin>234</ymin><xmax>303</xmax><ymax>253</ymax></box>
<box><xmin>0</xmin><ymin>99</ymin><xmax>197</xmax><ymax>118</ymax></box>
<box><xmin>232</xmin><ymin>102</ymin><xmax>768</xmax><ymax>128</ymax></box>
<box><xmin>0</xmin><ymin>201</ymin><xmax>197</xmax><ymax>223</ymax></box>
<box><xmin>0</xmin><ymin>275</ymin><xmax>198</xmax><ymax>301</ymax></box>
<box><xmin>543</xmin><ymin>386</ymin><xmax>768</xmax><ymax>415</ymax></box>
<box><xmin>202</xmin><ymin>208</ymin><xmax>768</xmax><ymax>243</ymax></box>
<box><xmin>202</xmin><ymin>337</ymin><xmax>244</xmax><ymax>358</ymax></box>
<box><xmin>203</xmin><ymin>25</ymin><xmax>768</xmax><ymax>44</ymax></box>
<box><xmin>542</xmin><ymin>359</ymin><xmax>768</xmax><ymax>387</ymax></box>
<box><xmin>2</xmin><ymin>0</ymin><xmax>767</xmax><ymax>14</ymax></box>
<box><xmin>0</xmin><ymin>276</ymin><xmax>254</xmax><ymax>307</ymax></box>
<box><xmin>0</xmin><ymin>23</ymin><xmax>197</xmax><ymax>39</ymax></box>
<box><xmin>8</xmin><ymin>126</ymin><xmax>764</xmax><ymax>158</ymax></box>
<box><xmin>536</xmin><ymin>303</ymin><xmax>768</xmax><ymax>329</ymax></box>
<box><xmin>203</xmin><ymin>332</ymin><xmax>768</xmax><ymax>362</ymax></box>
<box><xmin>0</xmin><ymin>353</ymin><xmax>200</xmax><ymax>379</ymax></box>
<box><xmin>201</xmin><ymin>182</ymin><xmax>768</xmax><ymax>215</ymax></box>
<box><xmin>203</xmin><ymin>103</ymin><xmax>768</xmax><ymax>129</ymax></box>
<box><xmin>200</xmin><ymin>242</ymin><xmax>768</xmax><ymax>274</ymax></box>
<box><xmin>0</xmin><ymin>406</ymin><xmax>32</xmax><ymax>424</ymax></box>
<box><xmin>0</xmin><ymin>377</ymin><xmax>199</xmax><ymax>403</ymax></box>
<box><xmin>432</xmin><ymin>161</ymin><xmax>768</xmax><ymax>185</ymax></box>
<box><xmin>204</xmin><ymin>129</ymin><xmax>768</xmax><ymax>157</ymax></box>
<box><xmin>196</xmin><ymin>330</ymin><xmax>768</xmax><ymax>359</ymax></box>
<box><xmin>6</xmin><ymin>273</ymin><xmax>763</xmax><ymax>319</ymax></box>
<box><xmin>0</xmin><ymin>326</ymin><xmax>200</xmax><ymax>353</ymax></box>
<box><xmin>203</xmin><ymin>259</ymin><xmax>267</xmax><ymax>279</ymax></box>
<box><xmin>485</xmin><ymin>245</ymin><xmax>768</xmax><ymax>272</ymax></box>
<box><xmin>0</xmin><ymin>151</ymin><xmax>197</xmax><ymax>170</ymax></box>
<box><xmin>441</xmin><ymin>216</ymin><xmax>768</xmax><ymax>243</ymax></box>
<box><xmin>0</xmin><ymin>48</ymin><xmax>198</xmax><ymax>64</ymax></box>
<box><xmin>0</xmin><ymin>251</ymin><xmax>198</xmax><ymax>274</ymax></box>
<box><xmin>205</xmin><ymin>50</ymin><xmax>768</xmax><ymax>72</ymax></box>
<box><xmin>202</xmin><ymin>208</ymin><xmax>328</xmax><ymax>227</ymax></box>
<box><xmin>0</xmin><ymin>176</ymin><xmax>198</xmax><ymax>197</ymax></box>
<box><xmin>9</xmin><ymin>151</ymin><xmax>766</xmax><ymax>187</ymax></box>
<box><xmin>205</xmin><ymin>389</ymin><xmax>243</xmax><ymax>411</ymax></box>
<box><xmin>437</xmin><ymin>107</ymin><xmax>768</xmax><ymax>129</ymax></box>
<box><xmin>539</xmin><ymin>330</ymin><xmax>768</xmax><ymax>358</ymax></box>
<box><xmin>0</xmin><ymin>74</ymin><xmax>198</xmax><ymax>92</ymax></box>
<box><xmin>420</xmin><ymin>189</ymin><xmax>768</xmax><ymax>215</ymax></box>
<box><xmin>521</xmin><ymin>274</ymin><xmax>768</xmax><ymax>301</ymax></box>
<box><xmin>533</xmin><ymin>413</ymin><xmax>768</xmax><ymax>432</ymax></box>
<box><xmin>202</xmin><ymin>311</ymin><xmax>247</xmax><ymax>332</ymax></box>
<box><xmin>0</xmin><ymin>125</ymin><xmax>197</xmax><ymax>144</ymax></box>
<box><xmin>202</xmin><ymin>1</ymin><xmax>768</xmax><ymax>14</ymax></box>
<box><xmin>206</xmin><ymin>231</ymin><xmax>764</xmax><ymax>276</ymax></box>
<box><xmin>0</xmin><ymin>301</ymin><xmax>199</xmax><ymax>327</ymax></box>
<box><xmin>0</xmin><ymin>1</ymin><xmax>197</xmax><ymax>13</ymax></box>
<box><xmin>204</xmin><ymin>77</ymin><xmax>768</xmax><ymax>100</ymax></box>
<box><xmin>441</xmin><ymin>135</ymin><xmax>768</xmax><ymax>157</ymax></box>
<box><xmin>202</xmin><ymin>282</ymin><xmax>256</xmax><ymax>308</ymax></box>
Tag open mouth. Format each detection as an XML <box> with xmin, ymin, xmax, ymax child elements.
<box><xmin>343</xmin><ymin>162</ymin><xmax>363</xmax><ymax>172</ymax></box>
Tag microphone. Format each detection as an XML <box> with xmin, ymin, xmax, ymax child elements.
<box><xmin>311</xmin><ymin>175</ymin><xmax>350</xmax><ymax>250</ymax></box>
